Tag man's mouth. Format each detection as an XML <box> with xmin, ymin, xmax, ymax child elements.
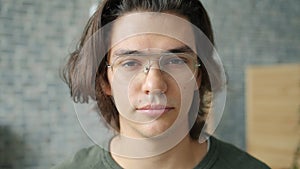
<box><xmin>136</xmin><ymin>105</ymin><xmax>174</xmax><ymax>117</ymax></box>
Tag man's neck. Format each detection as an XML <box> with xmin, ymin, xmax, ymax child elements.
<box><xmin>110</xmin><ymin>135</ymin><xmax>207</xmax><ymax>169</ymax></box>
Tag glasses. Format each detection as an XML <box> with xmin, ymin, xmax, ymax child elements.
<box><xmin>107</xmin><ymin>52</ymin><xmax>201</xmax><ymax>82</ymax></box>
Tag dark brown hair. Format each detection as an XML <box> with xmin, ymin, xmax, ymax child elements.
<box><xmin>62</xmin><ymin>0</ymin><xmax>218</xmax><ymax>140</ymax></box>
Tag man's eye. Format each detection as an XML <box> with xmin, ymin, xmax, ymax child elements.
<box><xmin>121</xmin><ymin>60</ymin><xmax>142</xmax><ymax>68</ymax></box>
<box><xmin>166</xmin><ymin>58</ymin><xmax>187</xmax><ymax>65</ymax></box>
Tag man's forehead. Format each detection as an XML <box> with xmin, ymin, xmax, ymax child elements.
<box><xmin>108</xmin><ymin>12</ymin><xmax>196</xmax><ymax>52</ymax></box>
<box><xmin>111</xmin><ymin>34</ymin><xmax>192</xmax><ymax>52</ymax></box>
<box><xmin>113</xmin><ymin>45</ymin><xmax>194</xmax><ymax>55</ymax></box>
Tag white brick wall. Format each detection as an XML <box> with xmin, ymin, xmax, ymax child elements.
<box><xmin>202</xmin><ymin>0</ymin><xmax>300</xmax><ymax>149</ymax></box>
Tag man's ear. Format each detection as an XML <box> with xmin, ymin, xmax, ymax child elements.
<box><xmin>195</xmin><ymin>71</ymin><xmax>202</xmax><ymax>90</ymax></box>
<box><xmin>102</xmin><ymin>81</ymin><xmax>112</xmax><ymax>96</ymax></box>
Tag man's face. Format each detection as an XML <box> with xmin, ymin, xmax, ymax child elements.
<box><xmin>105</xmin><ymin>13</ymin><xmax>199</xmax><ymax>139</ymax></box>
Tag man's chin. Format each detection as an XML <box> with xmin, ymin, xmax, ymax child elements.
<box><xmin>119</xmin><ymin>115</ymin><xmax>187</xmax><ymax>139</ymax></box>
<box><xmin>125</xmin><ymin>122</ymin><xmax>172</xmax><ymax>139</ymax></box>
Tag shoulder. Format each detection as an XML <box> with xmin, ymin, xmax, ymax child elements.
<box><xmin>211</xmin><ymin>137</ymin><xmax>270</xmax><ymax>169</ymax></box>
<box><xmin>51</xmin><ymin>145</ymin><xmax>103</xmax><ymax>169</ymax></box>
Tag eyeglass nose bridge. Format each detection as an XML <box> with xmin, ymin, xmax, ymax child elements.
<box><xmin>143</xmin><ymin>58</ymin><xmax>162</xmax><ymax>74</ymax></box>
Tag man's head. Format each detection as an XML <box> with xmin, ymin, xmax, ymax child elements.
<box><xmin>63</xmin><ymin>0</ymin><xmax>219</xmax><ymax>141</ymax></box>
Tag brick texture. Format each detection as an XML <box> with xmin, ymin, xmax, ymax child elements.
<box><xmin>202</xmin><ymin>0</ymin><xmax>300</xmax><ymax>149</ymax></box>
<box><xmin>0</xmin><ymin>0</ymin><xmax>93</xmax><ymax>168</ymax></box>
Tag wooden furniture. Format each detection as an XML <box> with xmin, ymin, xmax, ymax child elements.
<box><xmin>246</xmin><ymin>64</ymin><xmax>300</xmax><ymax>169</ymax></box>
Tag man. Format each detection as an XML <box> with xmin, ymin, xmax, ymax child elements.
<box><xmin>54</xmin><ymin>0</ymin><xmax>270</xmax><ymax>168</ymax></box>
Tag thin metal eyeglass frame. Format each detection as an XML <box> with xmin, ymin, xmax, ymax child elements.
<box><xmin>106</xmin><ymin>53</ymin><xmax>201</xmax><ymax>73</ymax></box>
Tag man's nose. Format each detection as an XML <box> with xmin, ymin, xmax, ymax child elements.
<box><xmin>141</xmin><ymin>65</ymin><xmax>167</xmax><ymax>95</ymax></box>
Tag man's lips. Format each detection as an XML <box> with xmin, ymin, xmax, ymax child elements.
<box><xmin>137</xmin><ymin>105</ymin><xmax>173</xmax><ymax>110</ymax></box>
<box><xmin>136</xmin><ymin>105</ymin><xmax>174</xmax><ymax>117</ymax></box>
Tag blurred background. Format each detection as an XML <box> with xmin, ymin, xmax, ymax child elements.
<box><xmin>0</xmin><ymin>0</ymin><xmax>299</xmax><ymax>168</ymax></box>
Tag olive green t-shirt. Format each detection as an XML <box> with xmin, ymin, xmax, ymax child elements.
<box><xmin>52</xmin><ymin>136</ymin><xmax>270</xmax><ymax>169</ymax></box>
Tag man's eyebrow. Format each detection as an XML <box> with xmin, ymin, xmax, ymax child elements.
<box><xmin>166</xmin><ymin>45</ymin><xmax>193</xmax><ymax>53</ymax></box>
<box><xmin>115</xmin><ymin>49</ymin><xmax>142</xmax><ymax>55</ymax></box>
<box><xmin>114</xmin><ymin>45</ymin><xmax>193</xmax><ymax>55</ymax></box>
